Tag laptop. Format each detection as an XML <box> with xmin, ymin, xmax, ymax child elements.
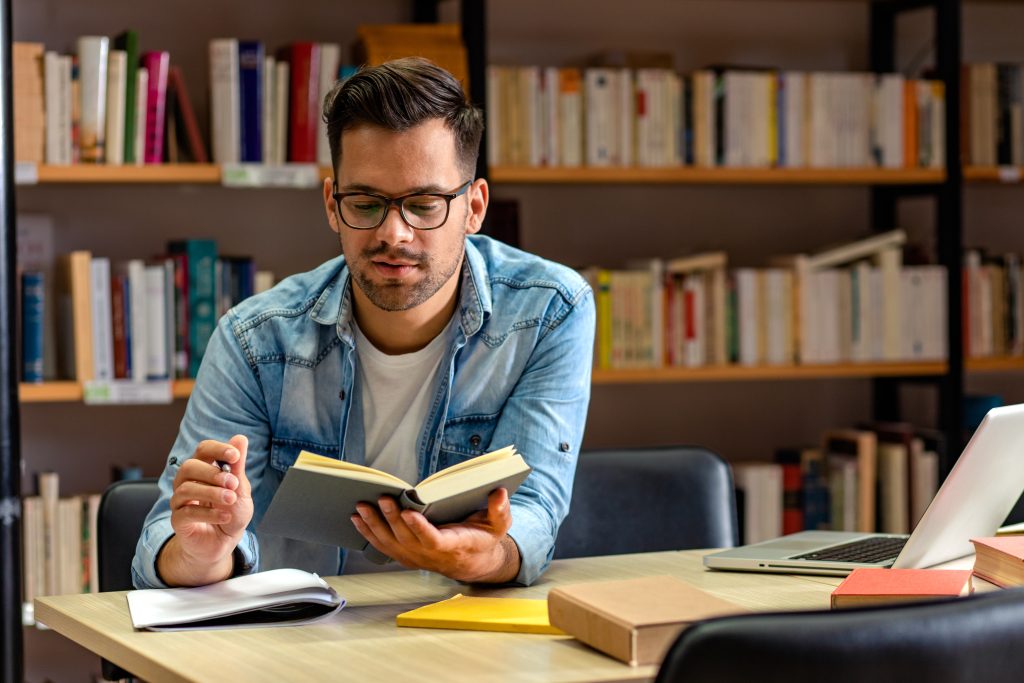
<box><xmin>704</xmin><ymin>403</ymin><xmax>1024</xmax><ymax>576</ymax></box>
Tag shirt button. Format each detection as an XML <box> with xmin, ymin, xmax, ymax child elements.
<box><xmin>559</xmin><ymin>442</ymin><xmax>571</xmax><ymax>453</ymax></box>
<box><xmin>470</xmin><ymin>434</ymin><xmax>482</xmax><ymax>448</ymax></box>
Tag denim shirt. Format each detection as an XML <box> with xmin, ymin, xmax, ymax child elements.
<box><xmin>132</xmin><ymin>235</ymin><xmax>595</xmax><ymax>588</ymax></box>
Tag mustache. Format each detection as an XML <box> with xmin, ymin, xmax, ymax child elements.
<box><xmin>361</xmin><ymin>244</ymin><xmax>427</xmax><ymax>264</ymax></box>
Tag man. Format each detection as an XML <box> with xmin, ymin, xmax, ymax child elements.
<box><xmin>132</xmin><ymin>58</ymin><xmax>595</xmax><ymax>588</ymax></box>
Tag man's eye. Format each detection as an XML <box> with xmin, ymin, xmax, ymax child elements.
<box><xmin>407</xmin><ymin>200</ymin><xmax>443</xmax><ymax>215</ymax></box>
<box><xmin>352</xmin><ymin>202</ymin><xmax>382</xmax><ymax>213</ymax></box>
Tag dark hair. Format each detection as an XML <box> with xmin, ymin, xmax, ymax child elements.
<box><xmin>322</xmin><ymin>57</ymin><xmax>483</xmax><ymax>178</ymax></box>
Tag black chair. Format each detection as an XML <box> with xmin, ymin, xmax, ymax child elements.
<box><xmin>554</xmin><ymin>447</ymin><xmax>738</xmax><ymax>559</ymax></box>
<box><xmin>98</xmin><ymin>478</ymin><xmax>160</xmax><ymax>681</ymax></box>
<box><xmin>656</xmin><ymin>588</ymin><xmax>1024</xmax><ymax>683</ymax></box>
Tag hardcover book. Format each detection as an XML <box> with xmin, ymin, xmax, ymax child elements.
<box><xmin>259</xmin><ymin>446</ymin><xmax>530</xmax><ymax>557</ymax></box>
<box><xmin>396</xmin><ymin>594</ymin><xmax>563</xmax><ymax>635</ymax></box>
<box><xmin>971</xmin><ymin>536</ymin><xmax>1024</xmax><ymax>588</ymax></box>
<box><xmin>830</xmin><ymin>568</ymin><xmax>972</xmax><ymax>608</ymax></box>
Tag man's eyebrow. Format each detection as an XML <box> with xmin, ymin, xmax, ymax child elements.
<box><xmin>338</xmin><ymin>183</ymin><xmax>451</xmax><ymax>195</ymax></box>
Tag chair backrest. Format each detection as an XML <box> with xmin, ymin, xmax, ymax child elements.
<box><xmin>98</xmin><ymin>478</ymin><xmax>160</xmax><ymax>592</ymax></box>
<box><xmin>553</xmin><ymin>446</ymin><xmax>738</xmax><ymax>559</ymax></box>
<box><xmin>656</xmin><ymin>588</ymin><xmax>1024</xmax><ymax>683</ymax></box>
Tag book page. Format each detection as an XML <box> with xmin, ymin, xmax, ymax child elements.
<box><xmin>296</xmin><ymin>451</ymin><xmax>410</xmax><ymax>488</ymax></box>
<box><xmin>418</xmin><ymin>445</ymin><xmax>517</xmax><ymax>487</ymax></box>
<box><xmin>416</xmin><ymin>451</ymin><xmax>528</xmax><ymax>504</ymax></box>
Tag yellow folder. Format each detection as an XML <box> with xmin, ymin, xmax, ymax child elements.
<box><xmin>395</xmin><ymin>594</ymin><xmax>565</xmax><ymax>635</ymax></box>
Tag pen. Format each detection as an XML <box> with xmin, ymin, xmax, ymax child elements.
<box><xmin>216</xmin><ymin>460</ymin><xmax>232</xmax><ymax>474</ymax></box>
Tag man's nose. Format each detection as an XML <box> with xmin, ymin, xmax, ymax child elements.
<box><xmin>375</xmin><ymin>203</ymin><xmax>416</xmax><ymax>245</ymax></box>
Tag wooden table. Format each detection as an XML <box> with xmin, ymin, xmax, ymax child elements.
<box><xmin>35</xmin><ymin>550</ymin><xmax>843</xmax><ymax>683</ymax></box>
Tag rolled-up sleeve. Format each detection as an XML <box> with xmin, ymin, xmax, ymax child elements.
<box><xmin>131</xmin><ymin>313</ymin><xmax>271</xmax><ymax>589</ymax></box>
<box><xmin>492</xmin><ymin>284</ymin><xmax>595</xmax><ymax>585</ymax></box>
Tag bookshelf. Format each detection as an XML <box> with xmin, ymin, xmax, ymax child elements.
<box><xmin>489</xmin><ymin>167</ymin><xmax>947</xmax><ymax>185</ymax></box>
<box><xmin>963</xmin><ymin>166</ymin><xmax>1024</xmax><ymax>183</ymax></box>
<box><xmin>18</xmin><ymin>380</ymin><xmax>195</xmax><ymax>403</ymax></box>
<box><xmin>25</xmin><ymin>164</ymin><xmax>336</xmax><ymax>184</ymax></box>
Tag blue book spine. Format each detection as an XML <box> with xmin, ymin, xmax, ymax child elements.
<box><xmin>170</xmin><ymin>240</ymin><xmax>218</xmax><ymax>377</ymax></box>
<box><xmin>122</xmin><ymin>277</ymin><xmax>133</xmax><ymax>377</ymax></box>
<box><xmin>238</xmin><ymin>41</ymin><xmax>265</xmax><ymax>162</ymax></box>
<box><xmin>21</xmin><ymin>271</ymin><xmax>45</xmax><ymax>382</ymax></box>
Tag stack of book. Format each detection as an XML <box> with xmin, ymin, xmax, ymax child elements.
<box><xmin>487</xmin><ymin>65</ymin><xmax>945</xmax><ymax>170</ymax></box>
<box><xmin>580</xmin><ymin>229</ymin><xmax>949</xmax><ymax>371</ymax></box>
<box><xmin>732</xmin><ymin>421</ymin><xmax>943</xmax><ymax>544</ymax></box>
<box><xmin>962</xmin><ymin>63</ymin><xmax>1024</xmax><ymax>167</ymax></box>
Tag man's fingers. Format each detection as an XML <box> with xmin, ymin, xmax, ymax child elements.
<box><xmin>402</xmin><ymin>510</ymin><xmax>442</xmax><ymax>550</ymax></box>
<box><xmin>227</xmin><ymin>434</ymin><xmax>251</xmax><ymax>496</ymax></box>
<box><xmin>354</xmin><ymin>503</ymin><xmax>399</xmax><ymax>547</ymax></box>
<box><xmin>487</xmin><ymin>488</ymin><xmax>512</xmax><ymax>533</ymax></box>
<box><xmin>174</xmin><ymin>505</ymin><xmax>232</xmax><ymax>528</ymax></box>
<box><xmin>173</xmin><ymin>458</ymin><xmax>238</xmax><ymax>491</ymax></box>
<box><xmin>377</xmin><ymin>497</ymin><xmax>420</xmax><ymax>546</ymax></box>
<box><xmin>171</xmin><ymin>481</ymin><xmax>237</xmax><ymax>512</ymax></box>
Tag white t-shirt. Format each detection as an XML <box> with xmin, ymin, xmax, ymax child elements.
<box><xmin>352</xmin><ymin>319</ymin><xmax>452</xmax><ymax>484</ymax></box>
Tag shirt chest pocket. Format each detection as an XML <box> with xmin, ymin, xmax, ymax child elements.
<box><xmin>270</xmin><ymin>438</ymin><xmax>342</xmax><ymax>474</ymax></box>
<box><xmin>438</xmin><ymin>414</ymin><xmax>500</xmax><ymax>470</ymax></box>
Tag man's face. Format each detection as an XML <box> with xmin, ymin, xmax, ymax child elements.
<box><xmin>326</xmin><ymin>119</ymin><xmax>481</xmax><ymax>312</ymax></box>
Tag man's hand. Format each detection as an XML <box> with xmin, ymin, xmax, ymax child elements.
<box><xmin>156</xmin><ymin>435</ymin><xmax>253</xmax><ymax>587</ymax></box>
<box><xmin>351</xmin><ymin>487</ymin><xmax>521</xmax><ymax>583</ymax></box>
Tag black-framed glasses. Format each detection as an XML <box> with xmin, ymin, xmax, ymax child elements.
<box><xmin>332</xmin><ymin>180</ymin><xmax>473</xmax><ymax>230</ymax></box>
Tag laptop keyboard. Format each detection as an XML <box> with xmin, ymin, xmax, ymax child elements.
<box><xmin>790</xmin><ymin>536</ymin><xmax>909</xmax><ymax>564</ymax></box>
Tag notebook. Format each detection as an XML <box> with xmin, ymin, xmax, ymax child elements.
<box><xmin>704</xmin><ymin>404</ymin><xmax>1024</xmax><ymax>576</ymax></box>
<box><xmin>126</xmin><ymin>568</ymin><xmax>344</xmax><ymax>631</ymax></box>
<box><xmin>396</xmin><ymin>594</ymin><xmax>564</xmax><ymax>635</ymax></box>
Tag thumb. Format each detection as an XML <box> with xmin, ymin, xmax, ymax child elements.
<box><xmin>228</xmin><ymin>434</ymin><xmax>250</xmax><ymax>494</ymax></box>
<box><xmin>487</xmin><ymin>487</ymin><xmax>512</xmax><ymax>534</ymax></box>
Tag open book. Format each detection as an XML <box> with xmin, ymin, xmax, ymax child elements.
<box><xmin>259</xmin><ymin>446</ymin><xmax>531</xmax><ymax>558</ymax></box>
<box><xmin>126</xmin><ymin>568</ymin><xmax>344</xmax><ymax>631</ymax></box>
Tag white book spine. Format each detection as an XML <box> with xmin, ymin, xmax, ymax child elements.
<box><xmin>104</xmin><ymin>49</ymin><xmax>127</xmax><ymax>166</ymax></box>
<box><xmin>58</xmin><ymin>55</ymin><xmax>73</xmax><ymax>164</ymax></box>
<box><xmin>486</xmin><ymin>66</ymin><xmax>501</xmax><ymax>167</ymax></box>
<box><xmin>877</xmin><ymin>247</ymin><xmax>903</xmax><ymax>360</ymax></box>
<box><xmin>43</xmin><ymin>51</ymin><xmax>68</xmax><ymax>164</ymax></box>
<box><xmin>317</xmin><ymin>43</ymin><xmax>341</xmax><ymax>167</ymax></box>
<box><xmin>274</xmin><ymin>61</ymin><xmax>290</xmax><ymax>165</ymax></box>
<box><xmin>89</xmin><ymin>257</ymin><xmax>114</xmax><ymax>380</ymax></box>
<box><xmin>77</xmin><ymin>36</ymin><xmax>110</xmax><ymax>163</ymax></box>
<box><xmin>209</xmin><ymin>38</ymin><xmax>240</xmax><ymax>164</ymax></box>
<box><xmin>543</xmin><ymin>66</ymin><xmax>560</xmax><ymax>166</ymax></box>
<box><xmin>144</xmin><ymin>264</ymin><xmax>168</xmax><ymax>380</ymax></box>
<box><xmin>617</xmin><ymin>69</ymin><xmax>633</xmax><ymax>167</ymax></box>
<box><xmin>262</xmin><ymin>56</ymin><xmax>276</xmax><ymax>167</ymax></box>
<box><xmin>134</xmin><ymin>67</ymin><xmax>148</xmax><ymax>167</ymax></box>
<box><xmin>559</xmin><ymin>71</ymin><xmax>582</xmax><ymax>167</ymax></box>
<box><xmin>127</xmin><ymin>259</ymin><xmax>149</xmax><ymax>382</ymax></box>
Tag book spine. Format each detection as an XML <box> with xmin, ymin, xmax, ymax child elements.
<box><xmin>134</xmin><ymin>67</ymin><xmax>148</xmax><ymax>167</ymax></box>
<box><xmin>104</xmin><ymin>50</ymin><xmax>127</xmax><ymax>165</ymax></box>
<box><xmin>273</xmin><ymin>61</ymin><xmax>290</xmax><ymax>164</ymax></box>
<box><xmin>170</xmin><ymin>252</ymin><xmax>190</xmax><ymax>378</ymax></box>
<box><xmin>110</xmin><ymin>273</ymin><xmax>128</xmax><ymax>379</ymax></box>
<box><xmin>317</xmin><ymin>43</ymin><xmax>341</xmax><ymax>167</ymax></box>
<box><xmin>547</xmin><ymin>590</ymin><xmax>634</xmax><ymax>664</ymax></box>
<box><xmin>163</xmin><ymin>260</ymin><xmax>176</xmax><ymax>380</ymax></box>
<box><xmin>144</xmin><ymin>264</ymin><xmax>169</xmax><ymax>380</ymax></box>
<box><xmin>38</xmin><ymin>471</ymin><xmax>59</xmax><ymax>597</ymax></box>
<box><xmin>76</xmin><ymin>36</ymin><xmax>109</xmax><ymax>163</ymax></box>
<box><xmin>168</xmin><ymin>66</ymin><xmax>209</xmax><ymax>163</ymax></box>
<box><xmin>238</xmin><ymin>41</ymin><xmax>265</xmax><ymax>163</ymax></box>
<box><xmin>21</xmin><ymin>271</ymin><xmax>45</xmax><ymax>383</ymax></box>
<box><xmin>89</xmin><ymin>257</ymin><xmax>114</xmax><ymax>381</ymax></box>
<box><xmin>262</xmin><ymin>56</ymin><xmax>276</xmax><ymax>164</ymax></box>
<box><xmin>209</xmin><ymin>39</ymin><xmax>240</xmax><ymax>164</ymax></box>
<box><xmin>288</xmin><ymin>42</ymin><xmax>320</xmax><ymax>163</ymax></box>
<box><xmin>43</xmin><ymin>51</ymin><xmax>63</xmax><ymax>164</ymax></box>
<box><xmin>142</xmin><ymin>51</ymin><xmax>170</xmax><ymax>163</ymax></box>
<box><xmin>170</xmin><ymin>240</ymin><xmax>218</xmax><ymax>377</ymax></box>
<box><xmin>126</xmin><ymin>259</ymin><xmax>149</xmax><ymax>382</ymax></box>
<box><xmin>113</xmin><ymin>31</ymin><xmax>139</xmax><ymax>163</ymax></box>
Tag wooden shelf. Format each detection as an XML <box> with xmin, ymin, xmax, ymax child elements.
<box><xmin>964</xmin><ymin>166</ymin><xmax>1024</xmax><ymax>183</ymax></box>
<box><xmin>19</xmin><ymin>380</ymin><xmax>196</xmax><ymax>403</ymax></box>
<box><xmin>591</xmin><ymin>362</ymin><xmax>948</xmax><ymax>384</ymax></box>
<box><xmin>489</xmin><ymin>166</ymin><xmax>946</xmax><ymax>185</ymax></box>
<box><xmin>23</xmin><ymin>165</ymin><xmax>335</xmax><ymax>185</ymax></box>
<box><xmin>966</xmin><ymin>356</ymin><xmax>1024</xmax><ymax>372</ymax></box>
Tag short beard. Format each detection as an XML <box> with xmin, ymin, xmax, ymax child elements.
<box><xmin>349</xmin><ymin>238</ymin><xmax>465</xmax><ymax>313</ymax></box>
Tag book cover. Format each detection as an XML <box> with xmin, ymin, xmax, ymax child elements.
<box><xmin>76</xmin><ymin>36</ymin><xmax>109</xmax><ymax>163</ymax></box>
<box><xmin>396</xmin><ymin>594</ymin><xmax>563</xmax><ymax>635</ymax></box>
<box><xmin>20</xmin><ymin>271</ymin><xmax>45</xmax><ymax>383</ymax></box>
<box><xmin>89</xmin><ymin>257</ymin><xmax>114</xmax><ymax>381</ymax></box>
<box><xmin>113</xmin><ymin>31</ymin><xmax>139</xmax><ymax>163</ymax></box>
<box><xmin>209</xmin><ymin>38</ymin><xmax>239</xmax><ymax>164</ymax></box>
<box><xmin>56</xmin><ymin>250</ymin><xmax>93</xmax><ymax>381</ymax></box>
<box><xmin>168</xmin><ymin>66</ymin><xmax>209</xmax><ymax>163</ymax></box>
<box><xmin>547</xmin><ymin>576</ymin><xmax>746</xmax><ymax>666</ymax></box>
<box><xmin>831</xmin><ymin>568</ymin><xmax>972</xmax><ymax>609</ymax></box>
<box><xmin>142</xmin><ymin>51</ymin><xmax>170</xmax><ymax>164</ymax></box>
<box><xmin>168</xmin><ymin>239</ymin><xmax>217</xmax><ymax>378</ymax></box>
<box><xmin>286</xmin><ymin>42</ymin><xmax>320</xmax><ymax>163</ymax></box>
<box><xmin>259</xmin><ymin>446</ymin><xmax>530</xmax><ymax>555</ymax></box>
<box><xmin>104</xmin><ymin>49</ymin><xmax>127</xmax><ymax>165</ymax></box>
<box><xmin>238</xmin><ymin>41</ymin><xmax>264</xmax><ymax>163</ymax></box>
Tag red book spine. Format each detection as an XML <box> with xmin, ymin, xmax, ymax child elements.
<box><xmin>111</xmin><ymin>274</ymin><xmax>129</xmax><ymax>379</ymax></box>
<box><xmin>288</xmin><ymin>43</ymin><xmax>321</xmax><ymax>163</ymax></box>
<box><xmin>171</xmin><ymin>252</ymin><xmax>190</xmax><ymax>379</ymax></box>
<box><xmin>780</xmin><ymin>462</ymin><xmax>804</xmax><ymax>535</ymax></box>
<box><xmin>168</xmin><ymin>66</ymin><xmax>209</xmax><ymax>163</ymax></box>
<box><xmin>143</xmin><ymin>51</ymin><xmax>170</xmax><ymax>164</ymax></box>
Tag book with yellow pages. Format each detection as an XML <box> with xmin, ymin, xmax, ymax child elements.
<box><xmin>259</xmin><ymin>446</ymin><xmax>531</xmax><ymax>556</ymax></box>
<box><xmin>396</xmin><ymin>594</ymin><xmax>564</xmax><ymax>635</ymax></box>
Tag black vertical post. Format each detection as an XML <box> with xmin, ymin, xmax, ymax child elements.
<box><xmin>0</xmin><ymin>0</ymin><xmax>23</xmax><ymax>679</ymax></box>
<box><xmin>936</xmin><ymin>0</ymin><xmax>964</xmax><ymax>477</ymax></box>
<box><xmin>412</xmin><ymin>0</ymin><xmax>439</xmax><ymax>23</ymax></box>
<box><xmin>461</xmin><ymin>0</ymin><xmax>488</xmax><ymax>181</ymax></box>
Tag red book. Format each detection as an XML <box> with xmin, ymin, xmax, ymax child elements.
<box><xmin>111</xmin><ymin>273</ymin><xmax>129</xmax><ymax>379</ymax></box>
<box><xmin>169</xmin><ymin>252</ymin><xmax>190</xmax><ymax>379</ymax></box>
<box><xmin>168</xmin><ymin>66</ymin><xmax>209</xmax><ymax>163</ymax></box>
<box><xmin>971</xmin><ymin>537</ymin><xmax>1024</xmax><ymax>588</ymax></box>
<box><xmin>287</xmin><ymin>42</ymin><xmax>321</xmax><ymax>163</ymax></box>
<box><xmin>143</xmin><ymin>51</ymin><xmax>171</xmax><ymax>164</ymax></box>
<box><xmin>830</xmin><ymin>568</ymin><xmax>972</xmax><ymax>609</ymax></box>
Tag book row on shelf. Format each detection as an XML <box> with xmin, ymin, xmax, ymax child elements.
<box><xmin>486</xmin><ymin>65</ymin><xmax>945</xmax><ymax>171</ymax></box>
<box><xmin>580</xmin><ymin>229</ymin><xmax>949</xmax><ymax>370</ymax></box>
<box><xmin>963</xmin><ymin>248</ymin><xmax>1024</xmax><ymax>359</ymax></box>
<box><xmin>10</xmin><ymin>23</ymin><xmax>471</xmax><ymax>170</ymax></box>
<box><xmin>17</xmin><ymin>216</ymin><xmax>274</xmax><ymax>384</ymax></box>
<box><xmin>734</xmin><ymin>423</ymin><xmax>943</xmax><ymax>546</ymax></box>
<box><xmin>963</xmin><ymin>63</ymin><xmax>1024</xmax><ymax>168</ymax></box>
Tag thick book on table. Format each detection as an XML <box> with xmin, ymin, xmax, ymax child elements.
<box><xmin>547</xmin><ymin>575</ymin><xmax>746</xmax><ymax>666</ymax></box>
<box><xmin>259</xmin><ymin>446</ymin><xmax>531</xmax><ymax>556</ymax></box>
<box><xmin>971</xmin><ymin>536</ymin><xmax>1024</xmax><ymax>588</ymax></box>
<box><xmin>125</xmin><ymin>568</ymin><xmax>344</xmax><ymax>631</ymax></box>
<box><xmin>396</xmin><ymin>594</ymin><xmax>564</xmax><ymax>635</ymax></box>
<box><xmin>830</xmin><ymin>568</ymin><xmax>972</xmax><ymax>609</ymax></box>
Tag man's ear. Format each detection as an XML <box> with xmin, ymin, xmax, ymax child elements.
<box><xmin>323</xmin><ymin>177</ymin><xmax>342</xmax><ymax>234</ymax></box>
<box><xmin>465</xmin><ymin>178</ymin><xmax>489</xmax><ymax>235</ymax></box>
